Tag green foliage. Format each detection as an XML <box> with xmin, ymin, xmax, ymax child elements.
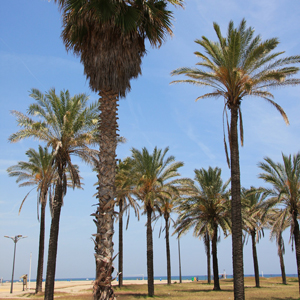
<box><xmin>130</xmin><ymin>146</ymin><xmax>184</xmax><ymax>211</ymax></box>
<box><xmin>54</xmin><ymin>0</ymin><xmax>184</xmax><ymax>96</ymax></box>
<box><xmin>7</xmin><ymin>145</ymin><xmax>55</xmax><ymax>216</ymax></box>
<box><xmin>258</xmin><ymin>152</ymin><xmax>300</xmax><ymax>245</ymax></box>
<box><xmin>171</xmin><ymin>19</ymin><xmax>300</xmax><ymax>164</ymax></box>
<box><xmin>174</xmin><ymin>166</ymin><xmax>231</xmax><ymax>240</ymax></box>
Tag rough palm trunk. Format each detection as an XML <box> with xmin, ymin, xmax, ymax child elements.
<box><xmin>205</xmin><ymin>232</ymin><xmax>211</xmax><ymax>284</ymax></box>
<box><xmin>212</xmin><ymin>224</ymin><xmax>220</xmax><ymax>291</ymax></box>
<box><xmin>251</xmin><ymin>230</ymin><xmax>260</xmax><ymax>287</ymax></box>
<box><xmin>146</xmin><ymin>205</ymin><xmax>154</xmax><ymax>296</ymax></box>
<box><xmin>165</xmin><ymin>215</ymin><xmax>171</xmax><ymax>285</ymax></box>
<box><xmin>292</xmin><ymin>208</ymin><xmax>300</xmax><ymax>295</ymax></box>
<box><xmin>278</xmin><ymin>234</ymin><xmax>286</xmax><ymax>285</ymax></box>
<box><xmin>118</xmin><ymin>200</ymin><xmax>123</xmax><ymax>288</ymax></box>
<box><xmin>44</xmin><ymin>167</ymin><xmax>63</xmax><ymax>300</ymax></box>
<box><xmin>230</xmin><ymin>106</ymin><xmax>245</xmax><ymax>300</ymax></box>
<box><xmin>93</xmin><ymin>90</ymin><xmax>118</xmax><ymax>300</ymax></box>
<box><xmin>36</xmin><ymin>201</ymin><xmax>46</xmax><ymax>293</ymax></box>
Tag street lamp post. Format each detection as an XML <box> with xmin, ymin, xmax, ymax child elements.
<box><xmin>4</xmin><ymin>235</ymin><xmax>27</xmax><ymax>293</ymax></box>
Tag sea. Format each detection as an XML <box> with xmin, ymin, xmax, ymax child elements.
<box><xmin>5</xmin><ymin>274</ymin><xmax>297</xmax><ymax>283</ymax></box>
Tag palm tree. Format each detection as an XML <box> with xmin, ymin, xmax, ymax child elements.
<box><xmin>7</xmin><ymin>146</ymin><xmax>54</xmax><ymax>293</ymax></box>
<box><xmin>156</xmin><ymin>196</ymin><xmax>174</xmax><ymax>285</ymax></box>
<box><xmin>171</xmin><ymin>19</ymin><xmax>300</xmax><ymax>299</ymax></box>
<box><xmin>9</xmin><ymin>88</ymin><xmax>98</xmax><ymax>300</ymax></box>
<box><xmin>155</xmin><ymin>178</ymin><xmax>190</xmax><ymax>286</ymax></box>
<box><xmin>268</xmin><ymin>208</ymin><xmax>290</xmax><ymax>285</ymax></box>
<box><xmin>258</xmin><ymin>153</ymin><xmax>300</xmax><ymax>293</ymax></box>
<box><xmin>53</xmin><ymin>1</ymin><xmax>184</xmax><ymax>298</ymax></box>
<box><xmin>174</xmin><ymin>167</ymin><xmax>231</xmax><ymax>291</ymax></box>
<box><xmin>131</xmin><ymin>146</ymin><xmax>184</xmax><ymax>296</ymax></box>
<box><xmin>241</xmin><ymin>187</ymin><xmax>268</xmax><ymax>288</ymax></box>
<box><xmin>115</xmin><ymin>158</ymin><xmax>140</xmax><ymax>288</ymax></box>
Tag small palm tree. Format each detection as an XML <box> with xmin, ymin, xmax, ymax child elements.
<box><xmin>171</xmin><ymin>19</ymin><xmax>300</xmax><ymax>299</ymax></box>
<box><xmin>9</xmin><ymin>88</ymin><xmax>98</xmax><ymax>300</ymax></box>
<box><xmin>156</xmin><ymin>196</ymin><xmax>174</xmax><ymax>286</ymax></box>
<box><xmin>7</xmin><ymin>146</ymin><xmax>54</xmax><ymax>293</ymax></box>
<box><xmin>53</xmin><ymin>2</ymin><xmax>184</xmax><ymax>297</ymax></box>
<box><xmin>258</xmin><ymin>152</ymin><xmax>300</xmax><ymax>294</ymax></box>
<box><xmin>131</xmin><ymin>146</ymin><xmax>184</xmax><ymax>296</ymax></box>
<box><xmin>268</xmin><ymin>208</ymin><xmax>290</xmax><ymax>285</ymax></box>
<box><xmin>115</xmin><ymin>158</ymin><xmax>140</xmax><ymax>288</ymax></box>
<box><xmin>174</xmin><ymin>167</ymin><xmax>231</xmax><ymax>291</ymax></box>
<box><xmin>156</xmin><ymin>177</ymin><xmax>191</xmax><ymax>285</ymax></box>
<box><xmin>241</xmin><ymin>187</ymin><xmax>268</xmax><ymax>288</ymax></box>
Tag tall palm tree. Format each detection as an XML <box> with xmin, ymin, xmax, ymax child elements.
<box><xmin>53</xmin><ymin>1</ymin><xmax>183</xmax><ymax>298</ymax></box>
<box><xmin>7</xmin><ymin>146</ymin><xmax>55</xmax><ymax>294</ymax></box>
<box><xmin>268</xmin><ymin>208</ymin><xmax>290</xmax><ymax>285</ymax></box>
<box><xmin>174</xmin><ymin>167</ymin><xmax>231</xmax><ymax>291</ymax></box>
<box><xmin>156</xmin><ymin>196</ymin><xmax>174</xmax><ymax>285</ymax></box>
<box><xmin>241</xmin><ymin>187</ymin><xmax>268</xmax><ymax>288</ymax></box>
<box><xmin>115</xmin><ymin>158</ymin><xmax>140</xmax><ymax>288</ymax></box>
<box><xmin>131</xmin><ymin>146</ymin><xmax>184</xmax><ymax>296</ymax></box>
<box><xmin>258</xmin><ymin>153</ymin><xmax>300</xmax><ymax>294</ymax></box>
<box><xmin>171</xmin><ymin>19</ymin><xmax>300</xmax><ymax>299</ymax></box>
<box><xmin>9</xmin><ymin>88</ymin><xmax>98</xmax><ymax>300</ymax></box>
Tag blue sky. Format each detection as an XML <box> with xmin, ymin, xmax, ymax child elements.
<box><xmin>1</xmin><ymin>0</ymin><xmax>300</xmax><ymax>282</ymax></box>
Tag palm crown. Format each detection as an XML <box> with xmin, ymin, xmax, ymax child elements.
<box><xmin>55</xmin><ymin>0</ymin><xmax>184</xmax><ymax>96</ymax></box>
<box><xmin>131</xmin><ymin>146</ymin><xmax>184</xmax><ymax>209</ymax></box>
<box><xmin>174</xmin><ymin>167</ymin><xmax>231</xmax><ymax>238</ymax></box>
<box><xmin>9</xmin><ymin>88</ymin><xmax>98</xmax><ymax>184</ymax></box>
<box><xmin>171</xmin><ymin>19</ymin><xmax>300</xmax><ymax>150</ymax></box>
<box><xmin>7</xmin><ymin>145</ymin><xmax>55</xmax><ymax>215</ymax></box>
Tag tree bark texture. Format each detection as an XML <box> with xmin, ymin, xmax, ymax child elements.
<box><xmin>292</xmin><ymin>208</ymin><xmax>300</xmax><ymax>295</ymax></box>
<box><xmin>118</xmin><ymin>200</ymin><xmax>123</xmax><ymax>288</ymax></box>
<box><xmin>93</xmin><ymin>90</ymin><xmax>118</xmax><ymax>300</ymax></box>
<box><xmin>251</xmin><ymin>230</ymin><xmax>260</xmax><ymax>287</ymax></box>
<box><xmin>230</xmin><ymin>106</ymin><xmax>245</xmax><ymax>300</ymax></box>
<box><xmin>147</xmin><ymin>206</ymin><xmax>154</xmax><ymax>296</ymax></box>
<box><xmin>36</xmin><ymin>201</ymin><xmax>46</xmax><ymax>293</ymax></box>
<box><xmin>212</xmin><ymin>224</ymin><xmax>220</xmax><ymax>290</ymax></box>
<box><xmin>44</xmin><ymin>167</ymin><xmax>63</xmax><ymax>300</ymax></box>
<box><xmin>278</xmin><ymin>234</ymin><xmax>286</xmax><ymax>285</ymax></box>
<box><xmin>165</xmin><ymin>215</ymin><xmax>171</xmax><ymax>285</ymax></box>
<box><xmin>205</xmin><ymin>232</ymin><xmax>211</xmax><ymax>284</ymax></box>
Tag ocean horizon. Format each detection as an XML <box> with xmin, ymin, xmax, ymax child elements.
<box><xmin>3</xmin><ymin>274</ymin><xmax>297</xmax><ymax>283</ymax></box>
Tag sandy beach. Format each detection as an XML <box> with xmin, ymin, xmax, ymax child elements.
<box><xmin>0</xmin><ymin>278</ymin><xmax>190</xmax><ymax>298</ymax></box>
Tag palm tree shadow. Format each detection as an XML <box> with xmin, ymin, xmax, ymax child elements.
<box><xmin>270</xmin><ymin>298</ymin><xmax>300</xmax><ymax>300</ymax></box>
<box><xmin>115</xmin><ymin>292</ymin><xmax>148</xmax><ymax>298</ymax></box>
<box><xmin>174</xmin><ymin>289</ymin><xmax>232</xmax><ymax>293</ymax></box>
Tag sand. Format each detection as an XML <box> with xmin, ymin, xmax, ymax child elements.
<box><xmin>0</xmin><ymin>279</ymin><xmax>189</xmax><ymax>298</ymax></box>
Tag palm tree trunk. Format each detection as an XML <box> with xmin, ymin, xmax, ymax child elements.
<box><xmin>230</xmin><ymin>106</ymin><xmax>245</xmax><ymax>300</ymax></box>
<box><xmin>212</xmin><ymin>225</ymin><xmax>220</xmax><ymax>291</ymax></box>
<box><xmin>278</xmin><ymin>234</ymin><xmax>286</xmax><ymax>285</ymax></box>
<box><xmin>292</xmin><ymin>208</ymin><xmax>300</xmax><ymax>294</ymax></box>
<box><xmin>146</xmin><ymin>205</ymin><xmax>154</xmax><ymax>296</ymax></box>
<box><xmin>44</xmin><ymin>168</ymin><xmax>63</xmax><ymax>300</ymax></box>
<box><xmin>118</xmin><ymin>200</ymin><xmax>123</xmax><ymax>288</ymax></box>
<box><xmin>205</xmin><ymin>232</ymin><xmax>211</xmax><ymax>284</ymax></box>
<box><xmin>178</xmin><ymin>237</ymin><xmax>182</xmax><ymax>284</ymax></box>
<box><xmin>165</xmin><ymin>215</ymin><xmax>171</xmax><ymax>285</ymax></box>
<box><xmin>93</xmin><ymin>90</ymin><xmax>118</xmax><ymax>300</ymax></box>
<box><xmin>251</xmin><ymin>230</ymin><xmax>260</xmax><ymax>287</ymax></box>
<box><xmin>35</xmin><ymin>201</ymin><xmax>46</xmax><ymax>293</ymax></box>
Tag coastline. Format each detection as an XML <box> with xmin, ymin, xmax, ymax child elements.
<box><xmin>0</xmin><ymin>275</ymin><xmax>296</xmax><ymax>298</ymax></box>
